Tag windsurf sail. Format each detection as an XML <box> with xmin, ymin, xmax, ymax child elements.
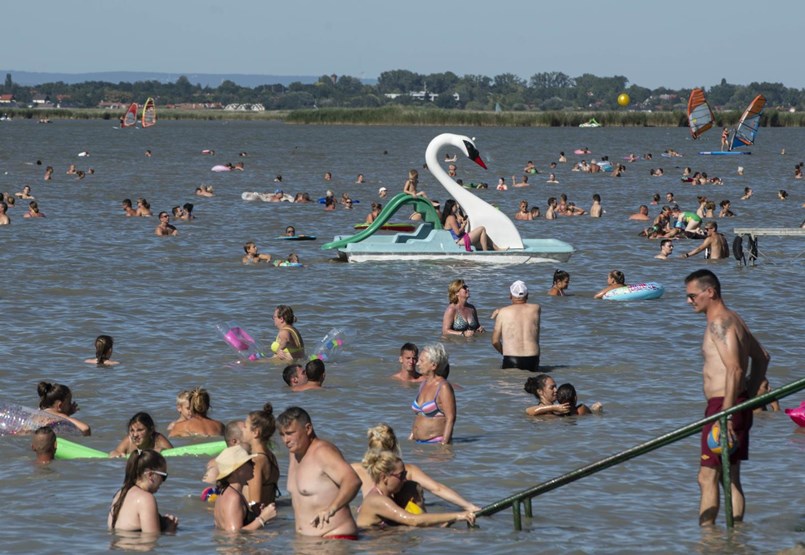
<box><xmin>142</xmin><ymin>97</ymin><xmax>156</xmax><ymax>128</ymax></box>
<box><xmin>687</xmin><ymin>88</ymin><xmax>714</xmax><ymax>140</ymax></box>
<box><xmin>121</xmin><ymin>102</ymin><xmax>138</xmax><ymax>128</ymax></box>
<box><xmin>729</xmin><ymin>94</ymin><xmax>766</xmax><ymax>150</ymax></box>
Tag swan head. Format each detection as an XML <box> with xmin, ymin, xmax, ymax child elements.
<box><xmin>460</xmin><ymin>137</ymin><xmax>487</xmax><ymax>169</ymax></box>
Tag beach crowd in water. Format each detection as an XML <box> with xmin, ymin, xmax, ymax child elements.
<box><xmin>6</xmin><ymin>138</ymin><xmax>803</xmax><ymax>545</ymax></box>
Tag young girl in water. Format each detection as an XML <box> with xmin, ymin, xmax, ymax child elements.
<box><xmin>244</xmin><ymin>403</ymin><xmax>281</xmax><ymax>506</ymax></box>
<box><xmin>548</xmin><ymin>270</ymin><xmax>571</xmax><ymax>297</ymax></box>
<box><xmin>166</xmin><ymin>390</ymin><xmax>191</xmax><ymax>434</ymax></box>
<box><xmin>108</xmin><ymin>449</ymin><xmax>178</xmax><ymax>533</ymax></box>
<box><xmin>84</xmin><ymin>335</ymin><xmax>119</xmax><ymax>366</ymax></box>
<box><xmin>110</xmin><ymin>412</ymin><xmax>173</xmax><ymax>457</ymax></box>
<box><xmin>37</xmin><ymin>381</ymin><xmax>91</xmax><ymax>436</ymax></box>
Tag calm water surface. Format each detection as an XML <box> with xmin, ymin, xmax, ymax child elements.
<box><xmin>0</xmin><ymin>120</ymin><xmax>803</xmax><ymax>554</ymax></box>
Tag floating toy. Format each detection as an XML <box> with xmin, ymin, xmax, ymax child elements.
<box><xmin>602</xmin><ymin>282</ymin><xmax>665</xmax><ymax>301</ymax></box>
<box><xmin>0</xmin><ymin>402</ymin><xmax>82</xmax><ymax>436</ymax></box>
<box><xmin>55</xmin><ymin>438</ymin><xmax>107</xmax><ymax>460</ymax></box>
<box><xmin>276</xmin><ymin>235</ymin><xmax>316</xmax><ymax>241</ymax></box>
<box><xmin>162</xmin><ymin>440</ymin><xmax>227</xmax><ymax>458</ymax></box>
<box><xmin>784</xmin><ymin>401</ymin><xmax>805</xmax><ymax>427</ymax></box>
<box><xmin>201</xmin><ymin>486</ymin><xmax>221</xmax><ymax>503</ymax></box>
<box><xmin>617</xmin><ymin>93</ymin><xmax>630</xmax><ymax>107</ymax></box>
<box><xmin>211</xmin><ymin>165</ymin><xmax>231</xmax><ymax>172</ymax></box>
<box><xmin>309</xmin><ymin>327</ymin><xmax>350</xmax><ymax>362</ymax></box>
<box><xmin>273</xmin><ymin>261</ymin><xmax>303</xmax><ymax>267</ymax></box>
<box><xmin>707</xmin><ymin>421</ymin><xmax>737</xmax><ymax>455</ymax></box>
<box><xmin>405</xmin><ymin>500</ymin><xmax>423</xmax><ymax>514</ymax></box>
<box><xmin>217</xmin><ymin>322</ymin><xmax>267</xmax><ymax>361</ymax></box>
<box><xmin>53</xmin><ymin>438</ymin><xmax>227</xmax><ymax>460</ymax></box>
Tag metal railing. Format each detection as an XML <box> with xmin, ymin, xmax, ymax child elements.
<box><xmin>476</xmin><ymin>377</ymin><xmax>805</xmax><ymax>530</ymax></box>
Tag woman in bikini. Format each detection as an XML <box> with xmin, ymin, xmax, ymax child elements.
<box><xmin>213</xmin><ymin>446</ymin><xmax>277</xmax><ymax>532</ymax></box>
<box><xmin>442</xmin><ymin>279</ymin><xmax>484</xmax><ymax>338</ymax></box>
<box><xmin>548</xmin><ymin>270</ymin><xmax>571</xmax><ymax>297</ymax></box>
<box><xmin>440</xmin><ymin>199</ymin><xmax>491</xmax><ymax>251</ymax></box>
<box><xmin>270</xmin><ymin>305</ymin><xmax>305</xmax><ymax>361</ymax></box>
<box><xmin>410</xmin><ymin>343</ymin><xmax>456</xmax><ymax>444</ymax></box>
<box><xmin>110</xmin><ymin>412</ymin><xmax>173</xmax><ymax>457</ymax></box>
<box><xmin>244</xmin><ymin>403</ymin><xmax>281</xmax><ymax>505</ymax></box>
<box><xmin>351</xmin><ymin>423</ymin><xmax>480</xmax><ymax>512</ymax></box>
<box><xmin>168</xmin><ymin>387</ymin><xmax>225</xmax><ymax>437</ymax></box>
<box><xmin>524</xmin><ymin>374</ymin><xmax>570</xmax><ymax>417</ymax></box>
<box><xmin>356</xmin><ymin>449</ymin><xmax>475</xmax><ymax>529</ymax></box>
<box><xmin>108</xmin><ymin>449</ymin><xmax>178</xmax><ymax>533</ymax></box>
<box><xmin>37</xmin><ymin>381</ymin><xmax>91</xmax><ymax>436</ymax></box>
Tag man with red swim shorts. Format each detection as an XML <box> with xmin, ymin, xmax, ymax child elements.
<box><xmin>685</xmin><ymin>269</ymin><xmax>769</xmax><ymax>526</ymax></box>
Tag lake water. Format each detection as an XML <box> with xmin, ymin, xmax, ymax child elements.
<box><xmin>0</xmin><ymin>120</ymin><xmax>803</xmax><ymax>554</ymax></box>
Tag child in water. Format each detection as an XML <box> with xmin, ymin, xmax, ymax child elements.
<box><xmin>84</xmin><ymin>335</ymin><xmax>119</xmax><ymax>366</ymax></box>
<box><xmin>555</xmin><ymin>383</ymin><xmax>603</xmax><ymax>416</ymax></box>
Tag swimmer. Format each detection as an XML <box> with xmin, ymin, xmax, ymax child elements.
<box><xmin>213</xmin><ymin>446</ymin><xmax>277</xmax><ymax>532</ymax></box>
<box><xmin>32</xmin><ymin>426</ymin><xmax>56</xmax><ymax>464</ymax></box>
<box><xmin>23</xmin><ymin>200</ymin><xmax>45</xmax><ymax>218</ymax></box>
<box><xmin>110</xmin><ymin>412</ymin><xmax>173</xmax><ymax>458</ymax></box>
<box><xmin>524</xmin><ymin>374</ymin><xmax>569</xmax><ymax>417</ymax></box>
<box><xmin>242</xmin><ymin>241</ymin><xmax>272</xmax><ymax>264</ymax></box>
<box><xmin>355</xmin><ymin>173</ymin><xmax>366</xmax><ymax>184</ymax></box>
<box><xmin>38</xmin><ymin>381</ymin><xmax>91</xmax><ymax>436</ymax></box>
<box><xmin>410</xmin><ymin>343</ymin><xmax>456</xmax><ymax>444</ymax></box>
<box><xmin>273</xmin><ymin>252</ymin><xmax>300</xmax><ymax>267</ymax></box>
<box><xmin>403</xmin><ymin>169</ymin><xmax>426</xmax><ymax>198</ymax></box>
<box><xmin>352</xmin><ymin>423</ymin><xmax>479</xmax><ymax>512</ymax></box>
<box><xmin>546</xmin><ymin>173</ymin><xmax>559</xmax><ymax>184</ymax></box>
<box><xmin>0</xmin><ymin>201</ymin><xmax>10</xmax><ymax>225</ymax></box>
<box><xmin>392</xmin><ymin>343</ymin><xmax>422</xmax><ymax>382</ymax></box>
<box><xmin>356</xmin><ymin>449</ymin><xmax>476</xmax><ymax>529</ymax></box>
<box><xmin>282</xmin><ymin>363</ymin><xmax>309</xmax><ymax>390</ymax></box>
<box><xmin>195</xmin><ymin>184</ymin><xmax>215</xmax><ymax>197</ymax></box>
<box><xmin>15</xmin><ymin>185</ymin><xmax>34</xmax><ymax>199</ymax></box>
<box><xmin>594</xmin><ymin>270</ymin><xmax>627</xmax><ymax>299</ymax></box>
<box><xmin>166</xmin><ymin>390</ymin><xmax>192</xmax><ymax>434</ymax></box>
<box><xmin>548</xmin><ymin>269</ymin><xmax>571</xmax><ymax>296</ymax></box>
<box><xmin>655</xmin><ymin>239</ymin><xmax>675</xmax><ymax>260</ymax></box>
<box><xmin>121</xmin><ymin>199</ymin><xmax>137</xmax><ymax>216</ymax></box>
<box><xmin>243</xmin><ymin>403</ymin><xmax>281</xmax><ymax>505</ymax></box>
<box><xmin>136</xmin><ymin>198</ymin><xmax>152</xmax><ymax>217</ymax></box>
<box><xmin>515</xmin><ymin>200</ymin><xmax>532</xmax><ymax>221</ymax></box>
<box><xmin>201</xmin><ymin>149</ymin><xmax>215</xmax><ymax>155</ymax></box>
<box><xmin>496</xmin><ymin>177</ymin><xmax>508</xmax><ymax>191</ymax></box>
<box><xmin>292</xmin><ymin>359</ymin><xmax>325</xmax><ymax>390</ymax></box>
<box><xmin>629</xmin><ymin>205</ymin><xmax>650</xmax><ymax>221</ymax></box>
<box><xmin>155</xmin><ymin>212</ymin><xmax>178</xmax><ymax>236</ymax></box>
<box><xmin>85</xmin><ymin>334</ymin><xmax>119</xmax><ymax>366</ymax></box>
<box><xmin>741</xmin><ymin>187</ymin><xmax>752</xmax><ymax>200</ymax></box>
<box><xmin>168</xmin><ymin>387</ymin><xmax>225</xmax><ymax>437</ymax></box>
<box><xmin>270</xmin><ymin>305</ymin><xmax>305</xmax><ymax>361</ymax></box>
<box><xmin>108</xmin><ymin>449</ymin><xmax>178</xmax><ymax>533</ymax></box>
<box><xmin>590</xmin><ymin>194</ymin><xmax>603</xmax><ymax>217</ymax></box>
<box><xmin>555</xmin><ymin>383</ymin><xmax>603</xmax><ymax>415</ymax></box>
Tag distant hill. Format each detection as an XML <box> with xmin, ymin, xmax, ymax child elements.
<box><xmin>0</xmin><ymin>70</ymin><xmax>376</xmax><ymax>88</ymax></box>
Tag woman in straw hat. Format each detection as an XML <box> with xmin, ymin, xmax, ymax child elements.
<box><xmin>213</xmin><ymin>446</ymin><xmax>277</xmax><ymax>531</ymax></box>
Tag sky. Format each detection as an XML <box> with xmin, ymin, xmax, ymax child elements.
<box><xmin>2</xmin><ymin>0</ymin><xmax>802</xmax><ymax>90</ymax></box>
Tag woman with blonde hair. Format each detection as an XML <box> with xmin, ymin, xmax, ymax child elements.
<box><xmin>351</xmin><ymin>423</ymin><xmax>479</xmax><ymax>512</ymax></box>
<box><xmin>356</xmin><ymin>449</ymin><xmax>476</xmax><ymax>529</ymax></box>
<box><xmin>441</xmin><ymin>279</ymin><xmax>483</xmax><ymax>337</ymax></box>
<box><xmin>168</xmin><ymin>387</ymin><xmax>225</xmax><ymax>437</ymax></box>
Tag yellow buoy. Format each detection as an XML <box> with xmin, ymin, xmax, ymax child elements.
<box><xmin>617</xmin><ymin>93</ymin><xmax>630</xmax><ymax>107</ymax></box>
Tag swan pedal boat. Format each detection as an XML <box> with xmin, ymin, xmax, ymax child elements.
<box><xmin>322</xmin><ymin>133</ymin><xmax>574</xmax><ymax>264</ymax></box>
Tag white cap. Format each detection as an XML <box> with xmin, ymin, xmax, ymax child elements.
<box><xmin>510</xmin><ymin>280</ymin><xmax>528</xmax><ymax>298</ymax></box>
<box><xmin>378</xmin><ymin>187</ymin><xmax>387</xmax><ymax>193</ymax></box>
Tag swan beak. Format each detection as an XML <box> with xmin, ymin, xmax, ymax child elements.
<box><xmin>472</xmin><ymin>155</ymin><xmax>487</xmax><ymax>169</ymax></box>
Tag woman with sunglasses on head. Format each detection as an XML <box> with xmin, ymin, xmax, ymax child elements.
<box><xmin>108</xmin><ymin>449</ymin><xmax>178</xmax><ymax>533</ymax></box>
<box><xmin>110</xmin><ymin>412</ymin><xmax>173</xmax><ymax>458</ymax></box>
<box><xmin>442</xmin><ymin>279</ymin><xmax>484</xmax><ymax>337</ymax></box>
<box><xmin>356</xmin><ymin>449</ymin><xmax>476</xmax><ymax>529</ymax></box>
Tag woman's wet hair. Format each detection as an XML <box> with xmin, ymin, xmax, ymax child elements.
<box><xmin>556</xmin><ymin>383</ymin><xmax>578</xmax><ymax>407</ymax></box>
<box><xmin>361</xmin><ymin>449</ymin><xmax>401</xmax><ymax>483</ymax></box>
<box><xmin>447</xmin><ymin>279</ymin><xmax>466</xmax><ymax>304</ymax></box>
<box><xmin>128</xmin><ymin>412</ymin><xmax>156</xmax><ymax>433</ymax></box>
<box><xmin>188</xmin><ymin>387</ymin><xmax>212</xmax><ymax>417</ymax></box>
<box><xmin>552</xmin><ymin>269</ymin><xmax>569</xmax><ymax>285</ymax></box>
<box><xmin>37</xmin><ymin>382</ymin><xmax>72</xmax><ymax>410</ymax></box>
<box><xmin>110</xmin><ymin>450</ymin><xmax>166</xmax><ymax>528</ymax></box>
<box><xmin>248</xmin><ymin>402</ymin><xmax>276</xmax><ymax>447</ymax></box>
<box><xmin>95</xmin><ymin>335</ymin><xmax>114</xmax><ymax>364</ymax></box>
<box><xmin>609</xmin><ymin>270</ymin><xmax>626</xmax><ymax>285</ymax></box>
<box><xmin>524</xmin><ymin>374</ymin><xmax>552</xmax><ymax>398</ymax></box>
<box><xmin>275</xmin><ymin>305</ymin><xmax>296</xmax><ymax>324</ymax></box>
<box><xmin>366</xmin><ymin>423</ymin><xmax>400</xmax><ymax>454</ymax></box>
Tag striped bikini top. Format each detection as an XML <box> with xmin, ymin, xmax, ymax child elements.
<box><xmin>411</xmin><ymin>381</ymin><xmax>444</xmax><ymax>418</ymax></box>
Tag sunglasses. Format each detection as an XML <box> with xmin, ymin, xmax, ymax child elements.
<box><xmin>390</xmin><ymin>469</ymin><xmax>407</xmax><ymax>481</ymax></box>
<box><xmin>686</xmin><ymin>289</ymin><xmax>708</xmax><ymax>301</ymax></box>
<box><xmin>150</xmin><ymin>470</ymin><xmax>168</xmax><ymax>481</ymax></box>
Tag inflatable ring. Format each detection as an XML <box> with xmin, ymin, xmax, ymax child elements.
<box><xmin>602</xmin><ymin>282</ymin><xmax>665</xmax><ymax>301</ymax></box>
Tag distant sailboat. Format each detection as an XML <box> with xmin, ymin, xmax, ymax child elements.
<box><xmin>142</xmin><ymin>97</ymin><xmax>156</xmax><ymax>128</ymax></box>
<box><xmin>729</xmin><ymin>94</ymin><xmax>766</xmax><ymax>151</ymax></box>
<box><xmin>121</xmin><ymin>102</ymin><xmax>138</xmax><ymax>128</ymax></box>
<box><xmin>687</xmin><ymin>88</ymin><xmax>714</xmax><ymax>140</ymax></box>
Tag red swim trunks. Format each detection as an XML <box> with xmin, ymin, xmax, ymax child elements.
<box><xmin>700</xmin><ymin>395</ymin><xmax>752</xmax><ymax>468</ymax></box>
<box><xmin>323</xmin><ymin>534</ymin><xmax>359</xmax><ymax>540</ymax></box>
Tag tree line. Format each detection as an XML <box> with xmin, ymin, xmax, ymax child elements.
<box><xmin>2</xmin><ymin>71</ymin><xmax>802</xmax><ymax>113</ymax></box>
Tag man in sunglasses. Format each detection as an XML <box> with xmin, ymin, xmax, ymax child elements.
<box><xmin>684</xmin><ymin>269</ymin><xmax>770</xmax><ymax>526</ymax></box>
